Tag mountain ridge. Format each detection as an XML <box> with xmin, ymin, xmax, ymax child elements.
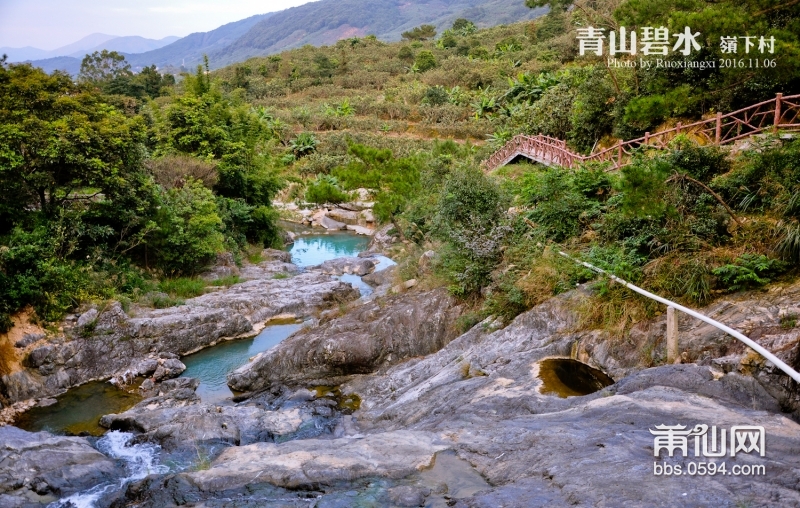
<box><xmin>22</xmin><ymin>0</ymin><xmax>545</xmax><ymax>74</ymax></box>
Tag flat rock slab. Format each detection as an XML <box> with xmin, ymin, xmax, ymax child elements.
<box><xmin>187</xmin><ymin>430</ymin><xmax>449</xmax><ymax>490</ymax></box>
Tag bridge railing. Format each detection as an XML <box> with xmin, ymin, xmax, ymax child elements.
<box><xmin>484</xmin><ymin>93</ymin><xmax>800</xmax><ymax>172</ymax></box>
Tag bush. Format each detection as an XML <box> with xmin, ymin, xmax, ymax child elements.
<box><xmin>414</xmin><ymin>51</ymin><xmax>437</xmax><ymax>72</ymax></box>
<box><xmin>433</xmin><ymin>166</ymin><xmax>509</xmax><ymax>296</ymax></box>
<box><xmin>305</xmin><ymin>174</ymin><xmax>351</xmax><ymax>204</ymax></box>
<box><xmin>148</xmin><ymin>180</ymin><xmax>226</xmax><ymax>275</ymax></box>
<box><xmin>519</xmin><ymin>166</ymin><xmax>601</xmax><ymax>241</ymax></box>
<box><xmin>422</xmin><ymin>86</ymin><xmax>449</xmax><ymax>106</ymax></box>
<box><xmin>713</xmin><ymin>254</ymin><xmax>788</xmax><ymax>292</ymax></box>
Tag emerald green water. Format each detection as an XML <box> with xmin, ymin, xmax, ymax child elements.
<box><xmin>18</xmin><ymin>231</ymin><xmax>381</xmax><ymax>432</ymax></box>
<box><xmin>181</xmin><ymin>323</ymin><xmax>302</xmax><ymax>403</ymax></box>
<box><xmin>15</xmin><ymin>381</ymin><xmax>141</xmax><ymax>436</ymax></box>
<box><xmin>290</xmin><ymin>232</ymin><xmax>370</xmax><ymax>267</ymax></box>
<box><xmin>180</xmin><ymin>233</ymin><xmax>374</xmax><ymax>403</ymax></box>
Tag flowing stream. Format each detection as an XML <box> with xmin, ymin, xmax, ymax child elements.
<box><xmin>24</xmin><ymin>229</ymin><xmax>400</xmax><ymax>507</ymax></box>
<box><xmin>50</xmin><ymin>431</ymin><xmax>169</xmax><ymax>508</ymax></box>
<box><xmin>179</xmin><ymin>230</ymin><xmax>393</xmax><ymax>404</ymax></box>
<box><xmin>19</xmin><ymin>230</ymin><xmax>384</xmax><ymax>433</ymax></box>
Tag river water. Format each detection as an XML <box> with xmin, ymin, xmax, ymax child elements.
<box><xmin>18</xmin><ymin>230</ymin><xmax>386</xmax><ymax>433</ymax></box>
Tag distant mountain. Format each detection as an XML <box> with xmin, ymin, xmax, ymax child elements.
<box><xmin>0</xmin><ymin>46</ymin><xmax>51</xmax><ymax>62</ymax></box>
<box><xmin>2</xmin><ymin>33</ymin><xmax>118</xmax><ymax>62</ymax></box>
<box><xmin>23</xmin><ymin>0</ymin><xmax>545</xmax><ymax>75</ymax></box>
<box><xmin>24</xmin><ymin>56</ymin><xmax>82</xmax><ymax>76</ymax></box>
<box><xmin>71</xmin><ymin>36</ymin><xmax>180</xmax><ymax>58</ymax></box>
<box><xmin>51</xmin><ymin>33</ymin><xmax>120</xmax><ymax>58</ymax></box>
<box><xmin>209</xmin><ymin>0</ymin><xmax>546</xmax><ymax>68</ymax></box>
<box><xmin>126</xmin><ymin>14</ymin><xmax>274</xmax><ymax>70</ymax></box>
<box><xmin>5</xmin><ymin>32</ymin><xmax>178</xmax><ymax>68</ymax></box>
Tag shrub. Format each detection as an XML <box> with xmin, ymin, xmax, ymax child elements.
<box><xmin>305</xmin><ymin>174</ymin><xmax>350</xmax><ymax>204</ymax></box>
<box><xmin>422</xmin><ymin>86</ymin><xmax>449</xmax><ymax>106</ymax></box>
<box><xmin>713</xmin><ymin>254</ymin><xmax>788</xmax><ymax>292</ymax></box>
<box><xmin>398</xmin><ymin>46</ymin><xmax>414</xmax><ymax>62</ymax></box>
<box><xmin>148</xmin><ymin>180</ymin><xmax>225</xmax><ymax>275</ymax></box>
<box><xmin>433</xmin><ymin>166</ymin><xmax>509</xmax><ymax>296</ymax></box>
<box><xmin>414</xmin><ymin>51</ymin><xmax>437</xmax><ymax>72</ymax></box>
<box><xmin>520</xmin><ymin>167</ymin><xmax>600</xmax><ymax>242</ymax></box>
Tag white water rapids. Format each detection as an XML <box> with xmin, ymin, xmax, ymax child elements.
<box><xmin>49</xmin><ymin>431</ymin><xmax>168</xmax><ymax>508</ymax></box>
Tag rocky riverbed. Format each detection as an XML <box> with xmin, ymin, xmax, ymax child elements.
<box><xmin>2</xmin><ymin>241</ymin><xmax>800</xmax><ymax>507</ymax></box>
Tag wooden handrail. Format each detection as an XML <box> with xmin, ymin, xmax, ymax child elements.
<box><xmin>484</xmin><ymin>93</ymin><xmax>800</xmax><ymax>171</ymax></box>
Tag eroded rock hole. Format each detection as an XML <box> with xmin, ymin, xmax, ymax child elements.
<box><xmin>537</xmin><ymin>358</ymin><xmax>614</xmax><ymax>398</ymax></box>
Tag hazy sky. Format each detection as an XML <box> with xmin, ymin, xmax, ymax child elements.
<box><xmin>0</xmin><ymin>0</ymin><xmax>317</xmax><ymax>49</ymax></box>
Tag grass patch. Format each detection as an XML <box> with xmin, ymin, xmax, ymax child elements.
<box><xmin>158</xmin><ymin>277</ymin><xmax>206</xmax><ymax>299</ymax></box>
<box><xmin>272</xmin><ymin>272</ymin><xmax>291</xmax><ymax>279</ymax></box>
<box><xmin>150</xmin><ymin>295</ymin><xmax>185</xmax><ymax>309</ymax></box>
<box><xmin>208</xmin><ymin>275</ymin><xmax>243</xmax><ymax>286</ymax></box>
<box><xmin>781</xmin><ymin>314</ymin><xmax>798</xmax><ymax>329</ymax></box>
<box><xmin>247</xmin><ymin>252</ymin><xmax>264</xmax><ymax>264</ymax></box>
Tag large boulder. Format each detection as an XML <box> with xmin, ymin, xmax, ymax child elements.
<box><xmin>314</xmin><ymin>257</ymin><xmax>375</xmax><ymax>276</ymax></box>
<box><xmin>228</xmin><ymin>288</ymin><xmax>464</xmax><ymax>392</ymax></box>
<box><xmin>0</xmin><ymin>426</ymin><xmax>118</xmax><ymax>504</ymax></box>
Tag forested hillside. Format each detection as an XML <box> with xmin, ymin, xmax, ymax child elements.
<box><xmin>2</xmin><ymin>0</ymin><xmax>800</xmax><ymax>342</ymax></box>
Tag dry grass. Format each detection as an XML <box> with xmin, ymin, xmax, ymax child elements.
<box><xmin>576</xmin><ymin>285</ymin><xmax>658</xmax><ymax>337</ymax></box>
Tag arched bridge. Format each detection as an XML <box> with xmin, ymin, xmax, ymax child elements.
<box><xmin>484</xmin><ymin>93</ymin><xmax>800</xmax><ymax>171</ymax></box>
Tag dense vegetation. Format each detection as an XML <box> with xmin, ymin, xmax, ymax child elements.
<box><xmin>2</xmin><ymin>0</ymin><xmax>800</xmax><ymax>345</ymax></box>
<box><xmin>0</xmin><ymin>57</ymin><xmax>284</xmax><ymax>331</ymax></box>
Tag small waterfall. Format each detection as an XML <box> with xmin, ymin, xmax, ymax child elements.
<box><xmin>50</xmin><ymin>431</ymin><xmax>168</xmax><ymax>508</ymax></box>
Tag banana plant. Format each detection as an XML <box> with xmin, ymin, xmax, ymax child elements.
<box><xmin>470</xmin><ymin>87</ymin><xmax>497</xmax><ymax>119</ymax></box>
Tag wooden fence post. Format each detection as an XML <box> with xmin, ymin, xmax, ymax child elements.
<box><xmin>644</xmin><ymin>132</ymin><xmax>650</xmax><ymax>145</ymax></box>
<box><xmin>617</xmin><ymin>141</ymin><xmax>622</xmax><ymax>167</ymax></box>
<box><xmin>666</xmin><ymin>306</ymin><xmax>679</xmax><ymax>364</ymax></box>
<box><xmin>774</xmin><ymin>93</ymin><xmax>783</xmax><ymax>132</ymax></box>
<box><xmin>676</xmin><ymin>122</ymin><xmax>682</xmax><ymax>135</ymax></box>
<box><xmin>715</xmin><ymin>112</ymin><xmax>722</xmax><ymax>144</ymax></box>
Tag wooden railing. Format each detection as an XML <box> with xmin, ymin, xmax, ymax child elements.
<box><xmin>484</xmin><ymin>93</ymin><xmax>800</xmax><ymax>171</ymax></box>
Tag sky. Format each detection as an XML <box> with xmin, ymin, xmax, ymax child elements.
<box><xmin>0</xmin><ymin>0</ymin><xmax>317</xmax><ymax>49</ymax></box>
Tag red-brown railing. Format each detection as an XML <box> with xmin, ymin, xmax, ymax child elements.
<box><xmin>484</xmin><ymin>93</ymin><xmax>800</xmax><ymax>171</ymax></box>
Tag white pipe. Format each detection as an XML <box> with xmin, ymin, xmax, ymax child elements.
<box><xmin>558</xmin><ymin>251</ymin><xmax>800</xmax><ymax>383</ymax></box>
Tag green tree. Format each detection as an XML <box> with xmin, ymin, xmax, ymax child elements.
<box><xmin>0</xmin><ymin>62</ymin><xmax>146</xmax><ymax>221</ymax></box>
<box><xmin>452</xmin><ymin>18</ymin><xmax>477</xmax><ymax>35</ymax></box>
<box><xmin>135</xmin><ymin>65</ymin><xmax>175</xmax><ymax>98</ymax></box>
<box><xmin>402</xmin><ymin>24</ymin><xmax>437</xmax><ymax>41</ymax></box>
<box><xmin>79</xmin><ymin>50</ymin><xmax>132</xmax><ymax>84</ymax></box>
<box><xmin>148</xmin><ymin>180</ymin><xmax>225</xmax><ymax>274</ymax></box>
